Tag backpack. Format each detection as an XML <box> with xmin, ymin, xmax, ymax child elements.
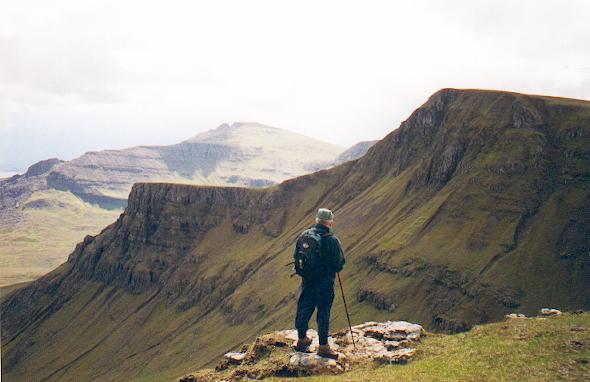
<box><xmin>292</xmin><ymin>228</ymin><xmax>331</xmax><ymax>279</ymax></box>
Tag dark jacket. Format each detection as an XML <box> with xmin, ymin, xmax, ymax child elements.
<box><xmin>293</xmin><ymin>223</ymin><xmax>345</xmax><ymax>280</ymax></box>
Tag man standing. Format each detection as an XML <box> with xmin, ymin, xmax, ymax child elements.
<box><xmin>293</xmin><ymin>208</ymin><xmax>345</xmax><ymax>359</ymax></box>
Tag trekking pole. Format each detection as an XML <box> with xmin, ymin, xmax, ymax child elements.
<box><xmin>337</xmin><ymin>272</ymin><xmax>356</xmax><ymax>351</ymax></box>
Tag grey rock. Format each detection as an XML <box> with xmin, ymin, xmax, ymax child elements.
<box><xmin>540</xmin><ymin>308</ymin><xmax>562</xmax><ymax>316</ymax></box>
<box><xmin>505</xmin><ymin>313</ymin><xmax>527</xmax><ymax>319</ymax></box>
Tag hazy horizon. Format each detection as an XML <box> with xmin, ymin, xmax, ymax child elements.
<box><xmin>2</xmin><ymin>0</ymin><xmax>589</xmax><ymax>171</ymax></box>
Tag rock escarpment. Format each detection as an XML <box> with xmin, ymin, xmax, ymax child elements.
<box><xmin>67</xmin><ymin>183</ymin><xmax>292</xmax><ymax>295</ymax></box>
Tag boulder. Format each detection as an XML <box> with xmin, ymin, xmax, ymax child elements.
<box><xmin>224</xmin><ymin>352</ymin><xmax>246</xmax><ymax>364</ymax></box>
<box><xmin>540</xmin><ymin>308</ymin><xmax>562</xmax><ymax>316</ymax></box>
<box><xmin>373</xmin><ymin>348</ymin><xmax>417</xmax><ymax>364</ymax></box>
<box><xmin>505</xmin><ymin>313</ymin><xmax>527</xmax><ymax>320</ymax></box>
<box><xmin>288</xmin><ymin>352</ymin><xmax>345</xmax><ymax>374</ymax></box>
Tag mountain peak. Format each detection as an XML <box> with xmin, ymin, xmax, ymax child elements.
<box><xmin>229</xmin><ymin>121</ymin><xmax>275</xmax><ymax>129</ymax></box>
<box><xmin>213</xmin><ymin>121</ymin><xmax>274</xmax><ymax>131</ymax></box>
<box><xmin>185</xmin><ymin>122</ymin><xmax>344</xmax><ymax>154</ymax></box>
<box><xmin>187</xmin><ymin>121</ymin><xmax>325</xmax><ymax>144</ymax></box>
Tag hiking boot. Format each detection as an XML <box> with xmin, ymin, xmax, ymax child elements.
<box><xmin>294</xmin><ymin>336</ymin><xmax>312</xmax><ymax>352</ymax></box>
<box><xmin>317</xmin><ymin>344</ymin><xmax>339</xmax><ymax>360</ymax></box>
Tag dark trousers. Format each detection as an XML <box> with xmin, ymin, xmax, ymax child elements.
<box><xmin>295</xmin><ymin>278</ymin><xmax>335</xmax><ymax>345</ymax></box>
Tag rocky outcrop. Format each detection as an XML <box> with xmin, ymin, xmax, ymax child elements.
<box><xmin>0</xmin><ymin>159</ymin><xmax>64</xmax><ymax>209</ymax></box>
<box><xmin>181</xmin><ymin>321</ymin><xmax>424</xmax><ymax>381</ymax></box>
<box><xmin>357</xmin><ymin>289</ymin><xmax>396</xmax><ymax>312</ymax></box>
<box><xmin>23</xmin><ymin>158</ymin><xmax>64</xmax><ymax>177</ymax></box>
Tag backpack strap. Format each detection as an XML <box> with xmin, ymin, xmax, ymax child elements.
<box><xmin>317</xmin><ymin>231</ymin><xmax>332</xmax><ymax>257</ymax></box>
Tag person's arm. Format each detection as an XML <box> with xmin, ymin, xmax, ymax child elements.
<box><xmin>293</xmin><ymin>235</ymin><xmax>300</xmax><ymax>271</ymax></box>
<box><xmin>335</xmin><ymin>237</ymin><xmax>345</xmax><ymax>272</ymax></box>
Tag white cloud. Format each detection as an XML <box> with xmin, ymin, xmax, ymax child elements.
<box><xmin>1</xmin><ymin>0</ymin><xmax>589</xmax><ymax>170</ymax></box>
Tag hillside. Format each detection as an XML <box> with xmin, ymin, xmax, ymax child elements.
<box><xmin>0</xmin><ymin>159</ymin><xmax>120</xmax><ymax>285</ymax></box>
<box><xmin>181</xmin><ymin>312</ymin><xmax>589</xmax><ymax>382</ymax></box>
<box><xmin>0</xmin><ymin>122</ymin><xmax>352</xmax><ymax>285</ymax></box>
<box><xmin>2</xmin><ymin>89</ymin><xmax>589</xmax><ymax>381</ymax></box>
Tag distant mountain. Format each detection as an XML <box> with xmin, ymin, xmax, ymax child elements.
<box><xmin>0</xmin><ymin>158</ymin><xmax>63</xmax><ymax>210</ymax></box>
<box><xmin>306</xmin><ymin>139</ymin><xmax>377</xmax><ymax>172</ymax></box>
<box><xmin>46</xmin><ymin>122</ymin><xmax>346</xmax><ymax>208</ymax></box>
<box><xmin>3</xmin><ymin>89</ymin><xmax>588</xmax><ymax>381</ymax></box>
<box><xmin>0</xmin><ymin>122</ymin><xmax>348</xmax><ymax>285</ymax></box>
<box><xmin>332</xmin><ymin>140</ymin><xmax>378</xmax><ymax>165</ymax></box>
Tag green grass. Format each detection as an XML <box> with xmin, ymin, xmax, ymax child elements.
<box><xmin>0</xmin><ymin>189</ymin><xmax>120</xmax><ymax>286</ymax></box>
<box><xmin>266</xmin><ymin>313</ymin><xmax>590</xmax><ymax>382</ymax></box>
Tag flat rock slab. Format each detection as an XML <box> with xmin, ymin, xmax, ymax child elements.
<box><xmin>354</xmin><ymin>320</ymin><xmax>424</xmax><ymax>341</ymax></box>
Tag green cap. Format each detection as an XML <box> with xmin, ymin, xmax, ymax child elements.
<box><xmin>316</xmin><ymin>208</ymin><xmax>334</xmax><ymax>221</ymax></box>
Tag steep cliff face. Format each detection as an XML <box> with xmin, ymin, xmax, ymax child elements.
<box><xmin>2</xmin><ymin>89</ymin><xmax>589</xmax><ymax>382</ymax></box>
<box><xmin>68</xmin><ymin>184</ymin><xmax>290</xmax><ymax>293</ymax></box>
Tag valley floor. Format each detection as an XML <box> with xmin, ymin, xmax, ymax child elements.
<box><xmin>0</xmin><ymin>189</ymin><xmax>120</xmax><ymax>286</ymax></box>
<box><xmin>262</xmin><ymin>313</ymin><xmax>589</xmax><ymax>382</ymax></box>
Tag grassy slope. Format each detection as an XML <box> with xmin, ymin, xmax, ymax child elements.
<box><xmin>0</xmin><ymin>281</ymin><xmax>31</xmax><ymax>299</ymax></box>
<box><xmin>265</xmin><ymin>313</ymin><xmax>590</xmax><ymax>382</ymax></box>
<box><xmin>2</xmin><ymin>89</ymin><xmax>589</xmax><ymax>382</ymax></box>
<box><xmin>0</xmin><ymin>189</ymin><xmax>120</xmax><ymax>285</ymax></box>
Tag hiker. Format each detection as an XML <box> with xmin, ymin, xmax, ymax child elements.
<box><xmin>293</xmin><ymin>208</ymin><xmax>345</xmax><ymax>359</ymax></box>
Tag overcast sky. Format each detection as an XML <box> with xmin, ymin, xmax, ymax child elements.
<box><xmin>1</xmin><ymin>0</ymin><xmax>589</xmax><ymax>172</ymax></box>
